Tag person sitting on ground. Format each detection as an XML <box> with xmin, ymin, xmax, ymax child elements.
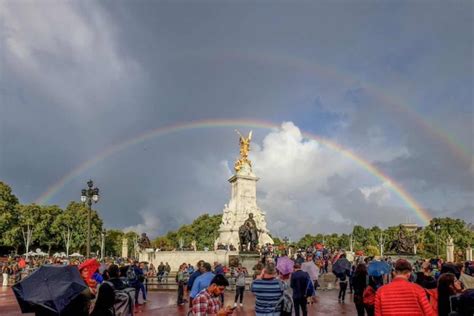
<box><xmin>192</xmin><ymin>274</ymin><xmax>233</xmax><ymax>316</ymax></box>
<box><xmin>375</xmin><ymin>259</ymin><xmax>435</xmax><ymax>316</ymax></box>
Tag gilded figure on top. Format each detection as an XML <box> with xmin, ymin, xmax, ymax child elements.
<box><xmin>234</xmin><ymin>130</ymin><xmax>252</xmax><ymax>172</ymax></box>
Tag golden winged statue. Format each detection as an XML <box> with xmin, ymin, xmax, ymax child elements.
<box><xmin>234</xmin><ymin>130</ymin><xmax>252</xmax><ymax>172</ymax></box>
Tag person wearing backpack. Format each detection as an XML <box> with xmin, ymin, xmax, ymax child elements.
<box><xmin>127</xmin><ymin>261</ymin><xmax>146</xmax><ymax>305</ymax></box>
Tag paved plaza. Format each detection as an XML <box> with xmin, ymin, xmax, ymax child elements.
<box><xmin>1</xmin><ymin>287</ymin><xmax>356</xmax><ymax>316</ymax></box>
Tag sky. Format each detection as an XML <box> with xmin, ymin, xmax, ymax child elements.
<box><xmin>1</xmin><ymin>1</ymin><xmax>472</xmax><ymax>241</ymax></box>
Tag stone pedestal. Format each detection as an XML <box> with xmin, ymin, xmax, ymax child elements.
<box><xmin>122</xmin><ymin>238</ymin><xmax>128</xmax><ymax>258</ymax></box>
<box><xmin>239</xmin><ymin>253</ymin><xmax>261</xmax><ymax>275</ymax></box>
<box><xmin>466</xmin><ymin>246</ymin><xmax>472</xmax><ymax>261</ymax></box>
<box><xmin>446</xmin><ymin>237</ymin><xmax>454</xmax><ymax>262</ymax></box>
<box><xmin>216</xmin><ymin>162</ymin><xmax>273</xmax><ymax>249</ymax></box>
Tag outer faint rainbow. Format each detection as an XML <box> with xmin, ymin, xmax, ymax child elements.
<box><xmin>35</xmin><ymin>119</ymin><xmax>431</xmax><ymax>224</ymax></box>
<box><xmin>193</xmin><ymin>51</ymin><xmax>472</xmax><ymax>167</ymax></box>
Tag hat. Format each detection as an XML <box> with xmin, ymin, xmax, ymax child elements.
<box><xmin>394</xmin><ymin>259</ymin><xmax>412</xmax><ymax>273</ymax></box>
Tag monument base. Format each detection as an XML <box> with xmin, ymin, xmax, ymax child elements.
<box><xmin>239</xmin><ymin>252</ymin><xmax>261</xmax><ymax>274</ymax></box>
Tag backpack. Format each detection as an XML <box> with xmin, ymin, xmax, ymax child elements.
<box><xmin>103</xmin><ymin>281</ymin><xmax>135</xmax><ymax>316</ymax></box>
<box><xmin>278</xmin><ymin>292</ymin><xmax>293</xmax><ymax>316</ymax></box>
<box><xmin>276</xmin><ymin>281</ymin><xmax>293</xmax><ymax>316</ymax></box>
<box><xmin>363</xmin><ymin>286</ymin><xmax>376</xmax><ymax>306</ymax></box>
<box><xmin>425</xmin><ymin>288</ymin><xmax>438</xmax><ymax>312</ymax></box>
<box><xmin>126</xmin><ymin>266</ymin><xmax>137</xmax><ymax>283</ymax></box>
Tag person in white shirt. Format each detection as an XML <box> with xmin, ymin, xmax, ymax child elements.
<box><xmin>301</xmin><ymin>254</ymin><xmax>320</xmax><ymax>295</ymax></box>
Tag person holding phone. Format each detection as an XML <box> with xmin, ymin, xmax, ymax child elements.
<box><xmin>233</xmin><ymin>265</ymin><xmax>248</xmax><ymax>308</ymax></box>
<box><xmin>192</xmin><ymin>274</ymin><xmax>234</xmax><ymax>316</ymax></box>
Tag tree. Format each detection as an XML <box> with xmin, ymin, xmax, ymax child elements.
<box><xmin>54</xmin><ymin>202</ymin><xmax>103</xmax><ymax>255</ymax></box>
<box><xmin>151</xmin><ymin>214</ymin><xmax>223</xmax><ymax>251</ymax></box>
<box><xmin>16</xmin><ymin>204</ymin><xmax>42</xmax><ymax>255</ymax></box>
<box><xmin>104</xmin><ymin>229</ymin><xmax>125</xmax><ymax>257</ymax></box>
<box><xmin>37</xmin><ymin>205</ymin><xmax>62</xmax><ymax>255</ymax></box>
<box><xmin>0</xmin><ymin>181</ymin><xmax>20</xmax><ymax>248</ymax></box>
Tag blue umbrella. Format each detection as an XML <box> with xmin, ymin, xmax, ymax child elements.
<box><xmin>13</xmin><ymin>265</ymin><xmax>87</xmax><ymax>314</ymax></box>
<box><xmin>368</xmin><ymin>261</ymin><xmax>391</xmax><ymax>277</ymax></box>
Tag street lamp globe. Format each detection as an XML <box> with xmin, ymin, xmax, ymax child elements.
<box><xmin>92</xmin><ymin>188</ymin><xmax>100</xmax><ymax>202</ymax></box>
<box><xmin>81</xmin><ymin>189</ymin><xmax>87</xmax><ymax>203</ymax></box>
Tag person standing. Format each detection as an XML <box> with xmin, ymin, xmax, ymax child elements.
<box><xmin>190</xmin><ymin>262</ymin><xmax>215</xmax><ymax>300</ymax></box>
<box><xmin>2</xmin><ymin>264</ymin><xmax>10</xmax><ymax>287</ymax></box>
<box><xmin>176</xmin><ymin>263</ymin><xmax>189</xmax><ymax>306</ymax></box>
<box><xmin>301</xmin><ymin>254</ymin><xmax>320</xmax><ymax>296</ymax></box>
<box><xmin>437</xmin><ymin>273</ymin><xmax>461</xmax><ymax>316</ymax></box>
<box><xmin>290</xmin><ymin>263</ymin><xmax>311</xmax><ymax>316</ymax></box>
<box><xmin>233</xmin><ymin>265</ymin><xmax>247</xmax><ymax>308</ymax></box>
<box><xmin>192</xmin><ymin>274</ymin><xmax>233</xmax><ymax>316</ymax></box>
<box><xmin>188</xmin><ymin>260</ymin><xmax>205</xmax><ymax>307</ymax></box>
<box><xmin>251</xmin><ymin>263</ymin><xmax>285</xmax><ymax>316</ymax></box>
<box><xmin>352</xmin><ymin>263</ymin><xmax>368</xmax><ymax>316</ymax></box>
<box><xmin>375</xmin><ymin>259</ymin><xmax>435</xmax><ymax>316</ymax></box>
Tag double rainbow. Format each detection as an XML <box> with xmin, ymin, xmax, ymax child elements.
<box><xmin>35</xmin><ymin>119</ymin><xmax>431</xmax><ymax>225</ymax></box>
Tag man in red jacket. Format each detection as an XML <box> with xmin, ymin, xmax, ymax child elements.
<box><xmin>375</xmin><ymin>259</ymin><xmax>435</xmax><ymax>316</ymax></box>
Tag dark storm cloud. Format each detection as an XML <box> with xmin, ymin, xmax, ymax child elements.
<box><xmin>1</xmin><ymin>1</ymin><xmax>472</xmax><ymax>238</ymax></box>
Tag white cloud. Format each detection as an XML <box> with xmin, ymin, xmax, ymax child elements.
<box><xmin>2</xmin><ymin>2</ymin><xmax>140</xmax><ymax>112</ymax></box>
<box><xmin>123</xmin><ymin>210</ymin><xmax>161</xmax><ymax>238</ymax></box>
<box><xmin>360</xmin><ymin>182</ymin><xmax>391</xmax><ymax>205</ymax></box>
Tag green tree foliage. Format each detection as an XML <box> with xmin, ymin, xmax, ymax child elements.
<box><xmin>104</xmin><ymin>229</ymin><xmax>125</xmax><ymax>257</ymax></box>
<box><xmin>52</xmin><ymin>202</ymin><xmax>103</xmax><ymax>255</ymax></box>
<box><xmin>0</xmin><ymin>182</ymin><xmax>19</xmax><ymax>242</ymax></box>
<box><xmin>152</xmin><ymin>214</ymin><xmax>222</xmax><ymax>250</ymax></box>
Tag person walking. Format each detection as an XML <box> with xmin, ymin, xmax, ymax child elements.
<box><xmin>375</xmin><ymin>259</ymin><xmax>435</xmax><ymax>316</ymax></box>
<box><xmin>251</xmin><ymin>263</ymin><xmax>285</xmax><ymax>316</ymax></box>
<box><xmin>290</xmin><ymin>263</ymin><xmax>312</xmax><ymax>316</ymax></box>
<box><xmin>233</xmin><ymin>265</ymin><xmax>247</xmax><ymax>308</ymax></box>
<box><xmin>337</xmin><ymin>271</ymin><xmax>349</xmax><ymax>303</ymax></box>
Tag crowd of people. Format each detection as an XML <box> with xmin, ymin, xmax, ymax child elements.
<box><xmin>2</xmin><ymin>247</ymin><xmax>474</xmax><ymax>316</ymax></box>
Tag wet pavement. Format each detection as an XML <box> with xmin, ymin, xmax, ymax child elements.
<box><xmin>1</xmin><ymin>287</ymin><xmax>357</xmax><ymax>315</ymax></box>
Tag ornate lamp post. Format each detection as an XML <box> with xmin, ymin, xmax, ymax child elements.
<box><xmin>283</xmin><ymin>236</ymin><xmax>289</xmax><ymax>246</ymax></box>
<box><xmin>435</xmin><ymin>224</ymin><xmax>441</xmax><ymax>257</ymax></box>
<box><xmin>81</xmin><ymin>180</ymin><xmax>100</xmax><ymax>258</ymax></box>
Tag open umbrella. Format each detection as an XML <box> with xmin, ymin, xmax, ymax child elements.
<box><xmin>13</xmin><ymin>265</ymin><xmax>87</xmax><ymax>314</ymax></box>
<box><xmin>276</xmin><ymin>256</ymin><xmax>294</xmax><ymax>276</ymax></box>
<box><xmin>332</xmin><ymin>257</ymin><xmax>351</xmax><ymax>275</ymax></box>
<box><xmin>368</xmin><ymin>261</ymin><xmax>391</xmax><ymax>277</ymax></box>
<box><xmin>69</xmin><ymin>253</ymin><xmax>83</xmax><ymax>257</ymax></box>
